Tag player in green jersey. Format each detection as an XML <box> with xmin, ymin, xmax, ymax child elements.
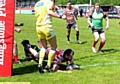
<box><xmin>88</xmin><ymin>3</ymin><xmax>109</xmax><ymax>53</ymax></box>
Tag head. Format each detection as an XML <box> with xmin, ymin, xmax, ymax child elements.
<box><xmin>95</xmin><ymin>3</ymin><xmax>101</xmax><ymax>12</ymax></box>
<box><xmin>66</xmin><ymin>1</ymin><xmax>72</xmax><ymax>9</ymax></box>
<box><xmin>21</xmin><ymin>40</ymin><xmax>30</xmax><ymax>47</ymax></box>
<box><xmin>63</xmin><ymin>49</ymin><xmax>74</xmax><ymax>61</ymax></box>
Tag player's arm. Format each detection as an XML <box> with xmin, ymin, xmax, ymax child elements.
<box><xmin>74</xmin><ymin>13</ymin><xmax>78</xmax><ymax>20</ymax></box>
<box><xmin>47</xmin><ymin>10</ymin><xmax>62</xmax><ymax>18</ymax></box>
<box><xmin>14</xmin><ymin>22</ymin><xmax>24</xmax><ymax>26</ymax></box>
<box><xmin>53</xmin><ymin>64</ymin><xmax>60</xmax><ymax>72</ymax></box>
<box><xmin>74</xmin><ymin>10</ymin><xmax>78</xmax><ymax>20</ymax></box>
<box><xmin>87</xmin><ymin>15</ymin><xmax>94</xmax><ymax>28</ymax></box>
<box><xmin>53</xmin><ymin>64</ymin><xmax>72</xmax><ymax>73</ymax></box>
<box><xmin>47</xmin><ymin>0</ymin><xmax>61</xmax><ymax>18</ymax></box>
<box><xmin>104</xmin><ymin>14</ymin><xmax>109</xmax><ymax>30</ymax></box>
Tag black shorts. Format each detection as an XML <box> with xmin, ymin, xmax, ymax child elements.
<box><xmin>66</xmin><ymin>22</ymin><xmax>77</xmax><ymax>29</ymax></box>
<box><xmin>92</xmin><ymin>28</ymin><xmax>104</xmax><ymax>34</ymax></box>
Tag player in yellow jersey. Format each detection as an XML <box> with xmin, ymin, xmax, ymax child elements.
<box><xmin>34</xmin><ymin>0</ymin><xmax>64</xmax><ymax>73</ymax></box>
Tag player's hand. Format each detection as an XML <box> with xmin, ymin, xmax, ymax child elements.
<box><xmin>90</xmin><ymin>23</ymin><xmax>94</xmax><ymax>28</ymax></box>
<box><xmin>106</xmin><ymin>25</ymin><xmax>109</xmax><ymax>30</ymax></box>
<box><xmin>61</xmin><ymin>15</ymin><xmax>66</xmax><ymax>19</ymax></box>
<box><xmin>15</xmin><ymin>28</ymin><xmax>21</xmax><ymax>33</ymax></box>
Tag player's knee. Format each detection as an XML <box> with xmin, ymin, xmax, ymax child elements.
<box><xmin>76</xmin><ymin>31</ymin><xmax>79</xmax><ymax>34</ymax></box>
<box><xmin>102</xmin><ymin>38</ymin><xmax>106</xmax><ymax>42</ymax></box>
<box><xmin>95</xmin><ymin>37</ymin><xmax>99</xmax><ymax>41</ymax></box>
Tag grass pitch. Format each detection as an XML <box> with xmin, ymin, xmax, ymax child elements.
<box><xmin>0</xmin><ymin>14</ymin><xmax>120</xmax><ymax>84</ymax></box>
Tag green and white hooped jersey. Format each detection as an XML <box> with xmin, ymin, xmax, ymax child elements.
<box><xmin>92</xmin><ymin>12</ymin><xmax>105</xmax><ymax>29</ymax></box>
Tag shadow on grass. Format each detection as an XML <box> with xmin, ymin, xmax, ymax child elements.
<box><xmin>13</xmin><ymin>64</ymin><xmax>38</xmax><ymax>76</ymax></box>
<box><xmin>13</xmin><ymin>61</ymin><xmax>69</xmax><ymax>76</ymax></box>
<box><xmin>74</xmin><ymin>48</ymin><xmax>118</xmax><ymax>60</ymax></box>
<box><xmin>69</xmin><ymin>41</ymin><xmax>87</xmax><ymax>44</ymax></box>
<box><xmin>102</xmin><ymin>48</ymin><xmax>120</xmax><ymax>53</ymax></box>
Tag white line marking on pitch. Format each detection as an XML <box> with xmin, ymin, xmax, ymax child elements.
<box><xmin>80</xmin><ymin>61</ymin><xmax>120</xmax><ymax>69</ymax></box>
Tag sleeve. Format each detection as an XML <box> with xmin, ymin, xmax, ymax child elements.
<box><xmin>88</xmin><ymin>15</ymin><xmax>92</xmax><ymax>18</ymax></box>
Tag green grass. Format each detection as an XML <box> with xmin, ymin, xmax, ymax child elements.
<box><xmin>0</xmin><ymin>14</ymin><xmax>120</xmax><ymax>84</ymax></box>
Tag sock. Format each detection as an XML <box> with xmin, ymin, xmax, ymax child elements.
<box><xmin>76</xmin><ymin>31</ymin><xmax>79</xmax><ymax>41</ymax></box>
<box><xmin>98</xmin><ymin>41</ymin><xmax>105</xmax><ymax>51</ymax></box>
<box><xmin>14</xmin><ymin>55</ymin><xmax>18</xmax><ymax>62</ymax></box>
<box><xmin>47</xmin><ymin>50</ymin><xmax>56</xmax><ymax>68</ymax></box>
<box><xmin>92</xmin><ymin>40</ymin><xmax>98</xmax><ymax>47</ymax></box>
<box><xmin>39</xmin><ymin>48</ymin><xmax>46</xmax><ymax>66</ymax></box>
<box><xmin>67</xmin><ymin>35</ymin><xmax>70</xmax><ymax>41</ymax></box>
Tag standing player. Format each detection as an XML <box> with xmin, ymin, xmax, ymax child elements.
<box><xmin>13</xmin><ymin>22</ymin><xmax>24</xmax><ymax>64</ymax></box>
<box><xmin>34</xmin><ymin>0</ymin><xmax>64</xmax><ymax>73</ymax></box>
<box><xmin>88</xmin><ymin>3</ymin><xmax>109</xmax><ymax>53</ymax></box>
<box><xmin>62</xmin><ymin>1</ymin><xmax>82</xmax><ymax>44</ymax></box>
<box><xmin>13</xmin><ymin>28</ymin><xmax>21</xmax><ymax>64</ymax></box>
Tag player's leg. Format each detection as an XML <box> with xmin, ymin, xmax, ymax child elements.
<box><xmin>98</xmin><ymin>32</ymin><xmax>106</xmax><ymax>53</ymax></box>
<box><xmin>43</xmin><ymin>26</ymin><xmax>57</xmax><ymax>72</ymax></box>
<box><xmin>66</xmin><ymin>24</ymin><xmax>71</xmax><ymax>44</ymax></box>
<box><xmin>92</xmin><ymin>32</ymin><xmax>100</xmax><ymax>53</ymax></box>
<box><xmin>73</xmin><ymin>24</ymin><xmax>82</xmax><ymax>44</ymax></box>
<box><xmin>13</xmin><ymin>40</ymin><xmax>21</xmax><ymax>64</ymax></box>
<box><xmin>39</xmin><ymin>39</ymin><xmax>47</xmax><ymax>65</ymax></box>
<box><xmin>46</xmin><ymin>36</ymin><xmax>57</xmax><ymax>72</ymax></box>
<box><xmin>36</xmin><ymin>27</ymin><xmax>47</xmax><ymax>73</ymax></box>
<box><xmin>38</xmin><ymin>38</ymin><xmax>47</xmax><ymax>73</ymax></box>
<box><xmin>67</xmin><ymin>28</ymin><xmax>71</xmax><ymax>44</ymax></box>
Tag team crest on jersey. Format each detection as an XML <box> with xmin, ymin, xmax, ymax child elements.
<box><xmin>36</xmin><ymin>2</ymin><xmax>44</xmax><ymax>7</ymax></box>
<box><xmin>69</xmin><ymin>12</ymin><xmax>74</xmax><ymax>16</ymax></box>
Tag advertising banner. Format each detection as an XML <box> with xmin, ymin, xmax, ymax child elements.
<box><xmin>0</xmin><ymin>0</ymin><xmax>15</xmax><ymax>76</ymax></box>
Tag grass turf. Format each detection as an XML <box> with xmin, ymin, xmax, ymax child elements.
<box><xmin>0</xmin><ymin>14</ymin><xmax>120</xmax><ymax>84</ymax></box>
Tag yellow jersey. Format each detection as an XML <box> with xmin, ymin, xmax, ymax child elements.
<box><xmin>34</xmin><ymin>0</ymin><xmax>54</xmax><ymax>27</ymax></box>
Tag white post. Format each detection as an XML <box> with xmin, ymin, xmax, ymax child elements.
<box><xmin>90</xmin><ymin>0</ymin><xmax>92</xmax><ymax>6</ymax></box>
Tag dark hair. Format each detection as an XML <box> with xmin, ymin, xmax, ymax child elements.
<box><xmin>63</xmin><ymin>49</ymin><xmax>74</xmax><ymax>58</ymax></box>
<box><xmin>21</xmin><ymin>40</ymin><xmax>30</xmax><ymax>46</ymax></box>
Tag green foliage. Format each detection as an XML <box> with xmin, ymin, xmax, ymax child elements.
<box><xmin>56</xmin><ymin>0</ymin><xmax>120</xmax><ymax>5</ymax></box>
<box><xmin>0</xmin><ymin>14</ymin><xmax>120</xmax><ymax>84</ymax></box>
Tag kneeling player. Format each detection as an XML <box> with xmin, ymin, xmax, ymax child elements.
<box><xmin>21</xmin><ymin>40</ymin><xmax>79</xmax><ymax>72</ymax></box>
